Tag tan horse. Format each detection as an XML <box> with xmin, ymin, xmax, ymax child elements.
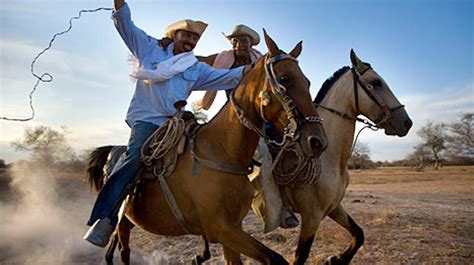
<box><xmin>85</xmin><ymin>31</ymin><xmax>327</xmax><ymax>265</ymax></box>
<box><xmin>283</xmin><ymin>50</ymin><xmax>413</xmax><ymax>264</ymax></box>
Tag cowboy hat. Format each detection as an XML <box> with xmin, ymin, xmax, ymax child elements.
<box><xmin>223</xmin><ymin>24</ymin><xmax>260</xmax><ymax>46</ymax></box>
<box><xmin>164</xmin><ymin>19</ymin><xmax>208</xmax><ymax>39</ymax></box>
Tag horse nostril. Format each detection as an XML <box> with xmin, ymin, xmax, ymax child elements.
<box><xmin>308</xmin><ymin>136</ymin><xmax>324</xmax><ymax>151</ymax></box>
<box><xmin>404</xmin><ymin>119</ymin><xmax>413</xmax><ymax>130</ymax></box>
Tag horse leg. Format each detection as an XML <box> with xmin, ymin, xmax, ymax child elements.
<box><xmin>223</xmin><ymin>245</ymin><xmax>243</xmax><ymax>265</ymax></box>
<box><xmin>116</xmin><ymin>216</ymin><xmax>135</xmax><ymax>265</ymax></box>
<box><xmin>204</xmin><ymin>220</ymin><xmax>287</xmax><ymax>264</ymax></box>
<box><xmin>294</xmin><ymin>213</ymin><xmax>322</xmax><ymax>265</ymax></box>
<box><xmin>192</xmin><ymin>236</ymin><xmax>211</xmax><ymax>265</ymax></box>
<box><xmin>325</xmin><ymin>204</ymin><xmax>364</xmax><ymax>265</ymax></box>
<box><xmin>105</xmin><ymin>233</ymin><xmax>118</xmax><ymax>264</ymax></box>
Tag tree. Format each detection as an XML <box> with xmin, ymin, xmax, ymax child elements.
<box><xmin>405</xmin><ymin>144</ymin><xmax>432</xmax><ymax>168</ymax></box>
<box><xmin>348</xmin><ymin>141</ymin><xmax>374</xmax><ymax>169</ymax></box>
<box><xmin>446</xmin><ymin>113</ymin><xmax>473</xmax><ymax>159</ymax></box>
<box><xmin>417</xmin><ymin>120</ymin><xmax>447</xmax><ymax>169</ymax></box>
<box><xmin>11</xmin><ymin>126</ymin><xmax>75</xmax><ymax>170</ymax></box>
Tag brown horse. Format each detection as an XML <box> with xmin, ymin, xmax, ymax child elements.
<box><xmin>279</xmin><ymin>50</ymin><xmax>412</xmax><ymax>264</ymax></box>
<box><xmin>85</xmin><ymin>31</ymin><xmax>327</xmax><ymax>264</ymax></box>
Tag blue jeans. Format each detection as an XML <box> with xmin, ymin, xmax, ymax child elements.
<box><xmin>87</xmin><ymin>121</ymin><xmax>159</xmax><ymax>226</ymax></box>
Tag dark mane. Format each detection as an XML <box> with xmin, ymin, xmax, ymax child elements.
<box><xmin>314</xmin><ymin>66</ymin><xmax>351</xmax><ymax>104</ymax></box>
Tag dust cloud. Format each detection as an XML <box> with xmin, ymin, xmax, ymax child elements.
<box><xmin>0</xmin><ymin>163</ymin><xmax>204</xmax><ymax>264</ymax></box>
<box><xmin>0</xmin><ymin>163</ymin><xmax>112</xmax><ymax>264</ymax></box>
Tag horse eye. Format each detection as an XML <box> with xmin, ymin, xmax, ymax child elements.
<box><xmin>279</xmin><ymin>75</ymin><xmax>289</xmax><ymax>84</ymax></box>
<box><xmin>372</xmin><ymin>79</ymin><xmax>382</xmax><ymax>87</ymax></box>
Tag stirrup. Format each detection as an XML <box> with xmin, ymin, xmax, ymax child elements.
<box><xmin>83</xmin><ymin>218</ymin><xmax>115</xmax><ymax>247</ymax></box>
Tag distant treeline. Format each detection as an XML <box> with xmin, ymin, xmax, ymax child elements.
<box><xmin>349</xmin><ymin>156</ymin><xmax>474</xmax><ymax>170</ymax></box>
<box><xmin>2</xmin><ymin>112</ymin><xmax>472</xmax><ymax>172</ymax></box>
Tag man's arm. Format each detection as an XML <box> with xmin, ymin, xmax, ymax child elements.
<box><xmin>112</xmin><ymin>1</ymin><xmax>155</xmax><ymax>60</ymax></box>
<box><xmin>193</xmin><ymin>63</ymin><xmax>253</xmax><ymax>92</ymax></box>
<box><xmin>196</xmin><ymin>54</ymin><xmax>218</xmax><ymax>66</ymax></box>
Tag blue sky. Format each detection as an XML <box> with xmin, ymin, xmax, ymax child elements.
<box><xmin>1</xmin><ymin>0</ymin><xmax>473</xmax><ymax>163</ymax></box>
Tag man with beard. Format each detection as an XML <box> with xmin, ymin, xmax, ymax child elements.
<box><xmin>84</xmin><ymin>0</ymin><xmax>251</xmax><ymax>247</ymax></box>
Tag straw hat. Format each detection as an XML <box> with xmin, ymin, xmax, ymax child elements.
<box><xmin>223</xmin><ymin>24</ymin><xmax>260</xmax><ymax>46</ymax></box>
<box><xmin>164</xmin><ymin>19</ymin><xmax>208</xmax><ymax>39</ymax></box>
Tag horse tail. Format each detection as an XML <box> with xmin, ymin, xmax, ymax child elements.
<box><xmin>85</xmin><ymin>145</ymin><xmax>114</xmax><ymax>192</ymax></box>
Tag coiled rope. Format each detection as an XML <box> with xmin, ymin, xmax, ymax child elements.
<box><xmin>270</xmin><ymin>141</ymin><xmax>321</xmax><ymax>189</ymax></box>
<box><xmin>140</xmin><ymin>117</ymin><xmax>186</xmax><ymax>167</ymax></box>
<box><xmin>1</xmin><ymin>7</ymin><xmax>113</xmax><ymax>122</ymax></box>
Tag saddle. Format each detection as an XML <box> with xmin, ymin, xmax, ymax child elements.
<box><xmin>141</xmin><ymin>101</ymin><xmax>199</xmax><ymax>180</ymax></box>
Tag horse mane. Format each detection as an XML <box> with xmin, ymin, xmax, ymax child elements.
<box><xmin>314</xmin><ymin>66</ymin><xmax>351</xmax><ymax>104</ymax></box>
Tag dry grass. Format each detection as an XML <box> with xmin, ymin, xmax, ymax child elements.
<box><xmin>0</xmin><ymin>166</ymin><xmax>473</xmax><ymax>264</ymax></box>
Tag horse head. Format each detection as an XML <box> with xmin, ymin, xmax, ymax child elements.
<box><xmin>350</xmin><ymin>49</ymin><xmax>413</xmax><ymax>136</ymax></box>
<box><xmin>242</xmin><ymin>30</ymin><xmax>327</xmax><ymax>158</ymax></box>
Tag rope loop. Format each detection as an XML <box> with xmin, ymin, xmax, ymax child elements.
<box><xmin>141</xmin><ymin>117</ymin><xmax>186</xmax><ymax>167</ymax></box>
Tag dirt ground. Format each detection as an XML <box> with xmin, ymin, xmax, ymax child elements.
<box><xmin>0</xmin><ymin>166</ymin><xmax>472</xmax><ymax>264</ymax></box>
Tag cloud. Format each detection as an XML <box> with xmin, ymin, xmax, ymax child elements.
<box><xmin>0</xmin><ymin>1</ymin><xmax>48</xmax><ymax>16</ymax></box>
<box><xmin>67</xmin><ymin>120</ymin><xmax>130</xmax><ymax>150</ymax></box>
<box><xmin>356</xmin><ymin>81</ymin><xmax>473</xmax><ymax>161</ymax></box>
<box><xmin>1</xmin><ymin>39</ymin><xmax>123</xmax><ymax>86</ymax></box>
<box><xmin>403</xmin><ymin>82</ymin><xmax>473</xmax><ymax>126</ymax></box>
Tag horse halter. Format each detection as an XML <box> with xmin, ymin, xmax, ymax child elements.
<box><xmin>352</xmin><ymin>66</ymin><xmax>405</xmax><ymax>127</ymax></box>
<box><xmin>230</xmin><ymin>53</ymin><xmax>323</xmax><ymax>146</ymax></box>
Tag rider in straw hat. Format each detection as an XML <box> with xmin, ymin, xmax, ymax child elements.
<box><xmin>195</xmin><ymin>25</ymin><xmax>299</xmax><ymax>230</ymax></box>
<box><xmin>195</xmin><ymin>24</ymin><xmax>263</xmax><ymax>110</ymax></box>
<box><xmin>84</xmin><ymin>0</ymin><xmax>252</xmax><ymax>247</ymax></box>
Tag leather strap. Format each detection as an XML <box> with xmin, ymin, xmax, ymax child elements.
<box><xmin>189</xmin><ymin>125</ymin><xmax>253</xmax><ymax>177</ymax></box>
<box><xmin>156</xmin><ymin>173</ymin><xmax>192</xmax><ymax>234</ymax></box>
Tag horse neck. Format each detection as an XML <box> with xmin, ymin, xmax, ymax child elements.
<box><xmin>197</xmin><ymin>66</ymin><xmax>264</xmax><ymax>167</ymax></box>
<box><xmin>320</xmin><ymin>71</ymin><xmax>359</xmax><ymax>164</ymax></box>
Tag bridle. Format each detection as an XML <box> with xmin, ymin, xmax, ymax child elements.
<box><xmin>314</xmin><ymin>64</ymin><xmax>406</xmax><ymax>156</ymax></box>
<box><xmin>352</xmin><ymin>66</ymin><xmax>405</xmax><ymax>127</ymax></box>
<box><xmin>230</xmin><ymin>53</ymin><xmax>323</xmax><ymax>147</ymax></box>
<box><xmin>315</xmin><ymin>65</ymin><xmax>405</xmax><ymax>129</ymax></box>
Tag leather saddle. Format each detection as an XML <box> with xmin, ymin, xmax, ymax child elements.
<box><xmin>141</xmin><ymin>101</ymin><xmax>199</xmax><ymax>180</ymax></box>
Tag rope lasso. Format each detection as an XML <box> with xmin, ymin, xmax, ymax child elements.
<box><xmin>140</xmin><ymin>117</ymin><xmax>186</xmax><ymax>167</ymax></box>
<box><xmin>269</xmin><ymin>141</ymin><xmax>321</xmax><ymax>189</ymax></box>
<box><xmin>1</xmin><ymin>7</ymin><xmax>113</xmax><ymax>122</ymax></box>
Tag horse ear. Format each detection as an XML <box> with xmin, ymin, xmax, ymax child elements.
<box><xmin>289</xmin><ymin>41</ymin><xmax>303</xmax><ymax>58</ymax></box>
<box><xmin>350</xmin><ymin>49</ymin><xmax>364</xmax><ymax>71</ymax></box>
<box><xmin>263</xmin><ymin>29</ymin><xmax>279</xmax><ymax>57</ymax></box>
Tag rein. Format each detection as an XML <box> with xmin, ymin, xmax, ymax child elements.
<box><xmin>314</xmin><ymin>66</ymin><xmax>406</xmax><ymax>128</ymax></box>
<box><xmin>314</xmin><ymin>66</ymin><xmax>404</xmax><ymax>156</ymax></box>
<box><xmin>230</xmin><ymin>53</ymin><xmax>324</xmax><ymax>188</ymax></box>
<box><xmin>230</xmin><ymin>54</ymin><xmax>323</xmax><ymax>147</ymax></box>
<box><xmin>188</xmin><ymin>125</ymin><xmax>254</xmax><ymax>177</ymax></box>
<box><xmin>352</xmin><ymin>67</ymin><xmax>405</xmax><ymax>127</ymax></box>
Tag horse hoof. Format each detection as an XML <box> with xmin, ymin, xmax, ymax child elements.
<box><xmin>323</xmin><ymin>255</ymin><xmax>340</xmax><ymax>265</ymax></box>
<box><xmin>192</xmin><ymin>256</ymin><xmax>202</xmax><ymax>265</ymax></box>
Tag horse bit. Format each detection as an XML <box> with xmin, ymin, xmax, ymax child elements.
<box><xmin>230</xmin><ymin>53</ymin><xmax>324</xmax><ymax>147</ymax></box>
